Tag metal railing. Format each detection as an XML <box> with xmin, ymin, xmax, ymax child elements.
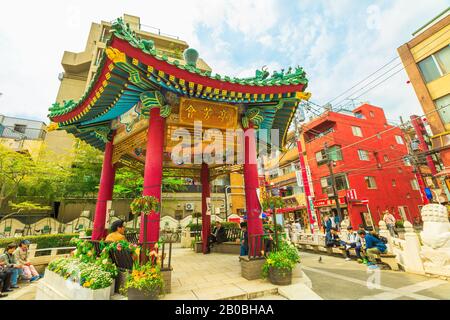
<box><xmin>0</xmin><ymin>125</ymin><xmax>46</xmax><ymax>140</ymax></box>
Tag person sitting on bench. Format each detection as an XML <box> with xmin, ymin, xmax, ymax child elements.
<box><xmin>0</xmin><ymin>243</ymin><xmax>24</xmax><ymax>288</ymax></box>
<box><xmin>341</xmin><ymin>226</ymin><xmax>363</xmax><ymax>261</ymax></box>
<box><xmin>14</xmin><ymin>240</ymin><xmax>41</xmax><ymax>282</ymax></box>
<box><xmin>208</xmin><ymin>221</ymin><xmax>227</xmax><ymax>250</ymax></box>
<box><xmin>105</xmin><ymin>220</ymin><xmax>126</xmax><ymax>242</ymax></box>
<box><xmin>357</xmin><ymin>230</ymin><xmax>387</xmax><ymax>269</ymax></box>
<box><xmin>0</xmin><ymin>259</ymin><xmax>13</xmax><ymax>298</ymax></box>
<box><xmin>325</xmin><ymin>228</ymin><xmax>341</xmax><ymax>247</ymax></box>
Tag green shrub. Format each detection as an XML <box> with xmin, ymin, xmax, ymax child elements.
<box><xmin>0</xmin><ymin>234</ymin><xmax>78</xmax><ymax>250</ymax></box>
<box><xmin>186</xmin><ymin>221</ymin><xmax>239</xmax><ymax>232</ymax></box>
<box><xmin>262</xmin><ymin>240</ymin><xmax>300</xmax><ymax>278</ymax></box>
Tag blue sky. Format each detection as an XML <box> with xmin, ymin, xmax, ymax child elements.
<box><xmin>0</xmin><ymin>0</ymin><xmax>448</xmax><ymax>123</ymax></box>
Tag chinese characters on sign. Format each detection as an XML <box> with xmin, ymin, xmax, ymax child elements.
<box><xmin>179</xmin><ymin>98</ymin><xmax>238</xmax><ymax>129</ymax></box>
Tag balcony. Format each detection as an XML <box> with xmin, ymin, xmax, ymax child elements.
<box><xmin>0</xmin><ymin>125</ymin><xmax>46</xmax><ymax>141</ymax></box>
<box><xmin>305</xmin><ymin>127</ymin><xmax>335</xmax><ymax>143</ymax></box>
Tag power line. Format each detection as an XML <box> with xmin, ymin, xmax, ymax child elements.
<box><xmin>330</xmin><ymin>28</ymin><xmax>450</xmax><ymax>110</ymax></box>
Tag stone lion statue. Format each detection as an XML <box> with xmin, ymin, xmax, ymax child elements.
<box><xmin>419</xmin><ymin>204</ymin><xmax>450</xmax><ymax>274</ymax></box>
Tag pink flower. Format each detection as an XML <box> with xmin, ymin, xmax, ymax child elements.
<box><xmin>117</xmin><ymin>243</ymin><xmax>122</xmax><ymax>251</ymax></box>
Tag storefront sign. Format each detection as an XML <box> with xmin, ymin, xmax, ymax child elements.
<box><xmin>179</xmin><ymin>98</ymin><xmax>238</xmax><ymax>130</ymax></box>
<box><xmin>314</xmin><ymin>197</ymin><xmax>346</xmax><ymax>207</ymax></box>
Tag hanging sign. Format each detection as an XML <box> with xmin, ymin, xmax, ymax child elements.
<box><xmin>179</xmin><ymin>98</ymin><xmax>238</xmax><ymax>129</ymax></box>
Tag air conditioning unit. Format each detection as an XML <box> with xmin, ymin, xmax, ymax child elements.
<box><xmin>185</xmin><ymin>203</ymin><xmax>195</xmax><ymax>211</ymax></box>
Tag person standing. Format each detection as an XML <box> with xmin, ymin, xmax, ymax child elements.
<box><xmin>334</xmin><ymin>213</ymin><xmax>341</xmax><ymax>231</ymax></box>
<box><xmin>383</xmin><ymin>211</ymin><xmax>397</xmax><ymax>237</ymax></box>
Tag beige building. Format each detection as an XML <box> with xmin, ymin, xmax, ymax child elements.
<box><xmin>398</xmin><ymin>8</ymin><xmax>450</xmax><ymax>196</ymax></box>
<box><xmin>263</xmin><ymin>132</ymin><xmax>308</xmax><ymax>225</ymax></box>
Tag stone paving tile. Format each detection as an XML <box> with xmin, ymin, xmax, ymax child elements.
<box><xmin>252</xmin><ymin>294</ymin><xmax>288</xmax><ymax>300</ymax></box>
<box><xmin>162</xmin><ymin>290</ymin><xmax>199</xmax><ymax>300</ymax></box>
<box><xmin>192</xmin><ymin>284</ymin><xmax>246</xmax><ymax>300</ymax></box>
<box><xmin>233</xmin><ymin>279</ymin><xmax>277</xmax><ymax>294</ymax></box>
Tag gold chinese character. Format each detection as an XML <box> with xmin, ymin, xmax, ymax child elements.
<box><xmin>218</xmin><ymin>109</ymin><xmax>230</xmax><ymax>122</ymax></box>
<box><xmin>185</xmin><ymin>105</ymin><xmax>196</xmax><ymax>119</ymax></box>
<box><xmin>203</xmin><ymin>106</ymin><xmax>213</xmax><ymax>120</ymax></box>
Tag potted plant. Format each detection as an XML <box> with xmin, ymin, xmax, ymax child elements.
<box><xmin>123</xmin><ymin>262</ymin><xmax>164</xmax><ymax>300</ymax></box>
<box><xmin>262</xmin><ymin>240</ymin><xmax>300</xmax><ymax>286</ymax></box>
<box><xmin>130</xmin><ymin>195</ymin><xmax>160</xmax><ymax>260</ymax></box>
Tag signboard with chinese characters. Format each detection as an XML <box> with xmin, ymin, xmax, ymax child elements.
<box><xmin>179</xmin><ymin>98</ymin><xmax>238</xmax><ymax>130</ymax></box>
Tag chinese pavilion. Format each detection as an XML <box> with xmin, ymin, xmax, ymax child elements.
<box><xmin>48</xmin><ymin>18</ymin><xmax>310</xmax><ymax>254</ymax></box>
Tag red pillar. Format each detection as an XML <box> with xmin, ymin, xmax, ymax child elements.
<box><xmin>140</xmin><ymin>108</ymin><xmax>165</xmax><ymax>243</ymax></box>
<box><xmin>296</xmin><ymin>139</ymin><xmax>315</xmax><ymax>233</ymax></box>
<box><xmin>92</xmin><ymin>139</ymin><xmax>116</xmax><ymax>240</ymax></box>
<box><xmin>244</xmin><ymin>124</ymin><xmax>264</xmax><ymax>252</ymax></box>
<box><xmin>201</xmin><ymin>163</ymin><xmax>211</xmax><ymax>254</ymax></box>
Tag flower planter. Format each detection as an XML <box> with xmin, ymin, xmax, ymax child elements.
<box><xmin>36</xmin><ymin>269</ymin><xmax>113</xmax><ymax>300</ymax></box>
<box><xmin>127</xmin><ymin>287</ymin><xmax>160</xmax><ymax>300</ymax></box>
<box><xmin>268</xmin><ymin>267</ymin><xmax>292</xmax><ymax>286</ymax></box>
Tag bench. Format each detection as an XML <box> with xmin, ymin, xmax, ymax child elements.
<box><xmin>379</xmin><ymin>253</ymin><xmax>399</xmax><ymax>271</ymax></box>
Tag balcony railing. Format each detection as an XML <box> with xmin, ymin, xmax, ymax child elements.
<box><xmin>0</xmin><ymin>125</ymin><xmax>46</xmax><ymax>140</ymax></box>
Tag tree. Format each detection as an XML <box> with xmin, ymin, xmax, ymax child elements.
<box><xmin>0</xmin><ymin>145</ymin><xmax>35</xmax><ymax>208</ymax></box>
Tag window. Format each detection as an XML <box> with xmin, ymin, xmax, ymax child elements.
<box><xmin>352</xmin><ymin>126</ymin><xmax>363</xmax><ymax>137</ymax></box>
<box><xmin>316</xmin><ymin>145</ymin><xmax>342</xmax><ymax>165</ymax></box>
<box><xmin>392</xmin><ymin>179</ymin><xmax>397</xmax><ymax>187</ymax></box>
<box><xmin>369</xmin><ymin>111</ymin><xmax>375</xmax><ymax>118</ymax></box>
<box><xmin>435</xmin><ymin>94</ymin><xmax>450</xmax><ymax>125</ymax></box>
<box><xmin>419</xmin><ymin>55</ymin><xmax>441</xmax><ymax>83</ymax></box>
<box><xmin>321</xmin><ymin>174</ymin><xmax>349</xmax><ymax>194</ymax></box>
<box><xmin>403</xmin><ymin>157</ymin><xmax>412</xmax><ymax>166</ymax></box>
<box><xmin>395</xmin><ymin>135</ymin><xmax>404</xmax><ymax>145</ymax></box>
<box><xmin>354</xmin><ymin>112</ymin><xmax>366</xmax><ymax>119</ymax></box>
<box><xmin>418</xmin><ymin>45</ymin><xmax>450</xmax><ymax>83</ymax></box>
<box><xmin>398</xmin><ymin>168</ymin><xmax>403</xmax><ymax>174</ymax></box>
<box><xmin>364</xmin><ymin>176</ymin><xmax>377</xmax><ymax>189</ymax></box>
<box><xmin>13</xmin><ymin>124</ymin><xmax>26</xmax><ymax>134</ymax></box>
<box><xmin>315</xmin><ymin>150</ymin><xmax>325</xmax><ymax>163</ymax></box>
<box><xmin>358</xmin><ymin>149</ymin><xmax>370</xmax><ymax>161</ymax></box>
<box><xmin>411</xmin><ymin>179</ymin><xmax>420</xmax><ymax>191</ymax></box>
<box><xmin>328</xmin><ymin>145</ymin><xmax>343</xmax><ymax>161</ymax></box>
<box><xmin>384</xmin><ymin>155</ymin><xmax>389</xmax><ymax>162</ymax></box>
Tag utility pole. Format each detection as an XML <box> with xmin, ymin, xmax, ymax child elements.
<box><xmin>324</xmin><ymin>142</ymin><xmax>342</xmax><ymax>218</ymax></box>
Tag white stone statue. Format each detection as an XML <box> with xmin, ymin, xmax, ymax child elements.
<box><xmin>419</xmin><ymin>204</ymin><xmax>450</xmax><ymax>275</ymax></box>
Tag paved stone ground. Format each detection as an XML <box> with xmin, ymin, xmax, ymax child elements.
<box><xmin>162</xmin><ymin>246</ymin><xmax>314</xmax><ymax>300</ymax></box>
<box><xmin>300</xmin><ymin>251</ymin><xmax>450</xmax><ymax>300</ymax></box>
<box><xmin>8</xmin><ymin>247</ymin><xmax>449</xmax><ymax>300</ymax></box>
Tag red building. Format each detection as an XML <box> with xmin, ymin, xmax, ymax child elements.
<box><xmin>302</xmin><ymin>104</ymin><xmax>423</xmax><ymax>229</ymax></box>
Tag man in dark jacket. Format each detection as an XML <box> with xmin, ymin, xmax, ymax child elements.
<box><xmin>211</xmin><ymin>221</ymin><xmax>227</xmax><ymax>244</ymax></box>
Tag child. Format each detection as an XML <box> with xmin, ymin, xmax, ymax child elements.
<box><xmin>14</xmin><ymin>240</ymin><xmax>40</xmax><ymax>282</ymax></box>
<box><xmin>239</xmin><ymin>222</ymin><xmax>248</xmax><ymax>256</ymax></box>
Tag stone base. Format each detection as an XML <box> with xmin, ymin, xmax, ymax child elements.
<box><xmin>239</xmin><ymin>256</ymin><xmax>265</xmax><ymax>280</ymax></box>
<box><xmin>115</xmin><ymin>270</ymin><xmax>129</xmax><ymax>294</ymax></box>
<box><xmin>211</xmin><ymin>242</ymin><xmax>241</xmax><ymax>255</ymax></box>
<box><xmin>161</xmin><ymin>268</ymin><xmax>172</xmax><ymax>294</ymax></box>
<box><xmin>195</xmin><ymin>242</ymin><xmax>203</xmax><ymax>253</ymax></box>
<box><xmin>36</xmin><ymin>269</ymin><xmax>113</xmax><ymax>300</ymax></box>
